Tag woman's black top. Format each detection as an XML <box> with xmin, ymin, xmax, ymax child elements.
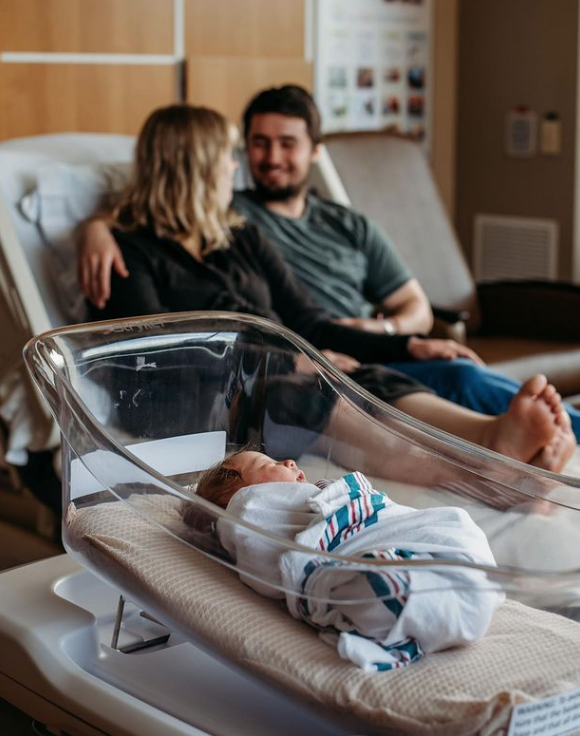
<box><xmin>96</xmin><ymin>222</ymin><xmax>416</xmax><ymax>366</ymax></box>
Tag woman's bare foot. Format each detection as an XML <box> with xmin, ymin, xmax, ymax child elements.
<box><xmin>531</xmin><ymin>416</ymin><xmax>576</xmax><ymax>473</ymax></box>
<box><xmin>484</xmin><ymin>375</ymin><xmax>564</xmax><ymax>464</ymax></box>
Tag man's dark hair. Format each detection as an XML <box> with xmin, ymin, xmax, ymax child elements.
<box><xmin>242</xmin><ymin>85</ymin><xmax>322</xmax><ymax>145</ymax></box>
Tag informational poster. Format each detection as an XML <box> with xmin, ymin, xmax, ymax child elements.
<box><xmin>314</xmin><ymin>0</ymin><xmax>432</xmax><ymax>146</ymax></box>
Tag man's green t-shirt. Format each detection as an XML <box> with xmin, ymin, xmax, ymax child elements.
<box><xmin>232</xmin><ymin>190</ymin><xmax>412</xmax><ymax>319</ymax></box>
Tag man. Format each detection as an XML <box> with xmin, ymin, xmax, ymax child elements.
<box><xmin>235</xmin><ymin>86</ymin><xmax>434</xmax><ymax>338</ymax></box>
<box><xmin>78</xmin><ymin>86</ymin><xmax>580</xmax><ymax>440</ymax></box>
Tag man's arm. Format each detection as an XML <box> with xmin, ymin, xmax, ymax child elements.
<box><xmin>376</xmin><ymin>278</ymin><xmax>433</xmax><ymax>334</ymax></box>
<box><xmin>77</xmin><ymin>218</ymin><xmax>128</xmax><ymax>309</ymax></box>
<box><xmin>345</xmin><ymin>213</ymin><xmax>433</xmax><ymax>334</ymax></box>
<box><xmin>337</xmin><ymin>279</ymin><xmax>433</xmax><ymax>335</ymax></box>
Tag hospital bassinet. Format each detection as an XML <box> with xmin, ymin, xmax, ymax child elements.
<box><xmin>22</xmin><ymin>311</ymin><xmax>580</xmax><ymax>736</ymax></box>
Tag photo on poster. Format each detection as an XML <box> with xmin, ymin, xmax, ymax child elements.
<box><xmin>407</xmin><ymin>65</ymin><xmax>425</xmax><ymax>89</ymax></box>
<box><xmin>328</xmin><ymin>66</ymin><xmax>348</xmax><ymax>89</ymax></box>
<box><xmin>356</xmin><ymin>67</ymin><xmax>375</xmax><ymax>89</ymax></box>
<box><xmin>383</xmin><ymin>67</ymin><xmax>401</xmax><ymax>83</ymax></box>
<box><xmin>382</xmin><ymin>95</ymin><xmax>401</xmax><ymax>116</ymax></box>
<box><xmin>326</xmin><ymin>91</ymin><xmax>350</xmax><ymax>131</ymax></box>
<box><xmin>407</xmin><ymin>94</ymin><xmax>424</xmax><ymax>117</ymax></box>
<box><xmin>352</xmin><ymin>90</ymin><xmax>377</xmax><ymax>130</ymax></box>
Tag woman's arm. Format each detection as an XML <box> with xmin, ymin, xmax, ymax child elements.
<box><xmin>101</xmin><ymin>228</ymin><xmax>285</xmax><ymax>321</ymax></box>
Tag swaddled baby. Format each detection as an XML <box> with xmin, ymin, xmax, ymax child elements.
<box><xmin>184</xmin><ymin>450</ymin><xmax>504</xmax><ymax>672</ymax></box>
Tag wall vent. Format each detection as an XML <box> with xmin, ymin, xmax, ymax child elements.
<box><xmin>473</xmin><ymin>214</ymin><xmax>558</xmax><ymax>282</ymax></box>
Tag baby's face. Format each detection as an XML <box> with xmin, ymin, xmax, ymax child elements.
<box><xmin>227</xmin><ymin>451</ymin><xmax>307</xmax><ymax>487</ymax></box>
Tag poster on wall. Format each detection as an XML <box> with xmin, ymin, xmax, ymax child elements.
<box><xmin>314</xmin><ymin>0</ymin><xmax>432</xmax><ymax>147</ymax></box>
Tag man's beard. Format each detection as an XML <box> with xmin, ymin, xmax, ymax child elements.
<box><xmin>252</xmin><ymin>168</ymin><xmax>309</xmax><ymax>202</ymax></box>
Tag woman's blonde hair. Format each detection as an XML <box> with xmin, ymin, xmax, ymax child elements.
<box><xmin>111</xmin><ymin>104</ymin><xmax>242</xmax><ymax>254</ymax></box>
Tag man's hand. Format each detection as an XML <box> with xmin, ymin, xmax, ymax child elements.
<box><xmin>407</xmin><ymin>337</ymin><xmax>484</xmax><ymax>365</ymax></box>
<box><xmin>77</xmin><ymin>219</ymin><xmax>128</xmax><ymax>308</ymax></box>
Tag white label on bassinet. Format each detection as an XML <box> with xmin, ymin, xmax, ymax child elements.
<box><xmin>508</xmin><ymin>688</ymin><xmax>580</xmax><ymax>736</ymax></box>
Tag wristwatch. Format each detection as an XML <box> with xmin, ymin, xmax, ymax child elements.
<box><xmin>382</xmin><ymin>318</ymin><xmax>396</xmax><ymax>335</ymax></box>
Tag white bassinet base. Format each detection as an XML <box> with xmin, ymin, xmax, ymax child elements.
<box><xmin>64</xmin><ymin>492</ymin><xmax>580</xmax><ymax>736</ymax></box>
<box><xmin>0</xmin><ymin>555</ymin><xmax>350</xmax><ymax>736</ymax></box>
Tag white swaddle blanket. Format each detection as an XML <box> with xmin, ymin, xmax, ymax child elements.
<box><xmin>218</xmin><ymin>472</ymin><xmax>504</xmax><ymax>672</ymax></box>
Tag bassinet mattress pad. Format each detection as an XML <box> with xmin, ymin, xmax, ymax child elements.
<box><xmin>66</xmin><ymin>493</ymin><xmax>580</xmax><ymax>736</ymax></box>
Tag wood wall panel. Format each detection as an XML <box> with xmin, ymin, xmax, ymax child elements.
<box><xmin>0</xmin><ymin>0</ymin><xmax>174</xmax><ymax>54</ymax></box>
<box><xmin>0</xmin><ymin>64</ymin><xmax>177</xmax><ymax>140</ymax></box>
<box><xmin>185</xmin><ymin>0</ymin><xmax>305</xmax><ymax>58</ymax></box>
<box><xmin>187</xmin><ymin>57</ymin><xmax>312</xmax><ymax>126</ymax></box>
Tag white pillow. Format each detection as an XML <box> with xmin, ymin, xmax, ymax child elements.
<box><xmin>19</xmin><ymin>161</ymin><xmax>131</xmax><ymax>323</ymax></box>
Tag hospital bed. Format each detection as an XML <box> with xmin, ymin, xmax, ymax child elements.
<box><xmin>0</xmin><ymin>132</ymin><xmax>344</xmax><ymax>527</ymax></box>
<box><xmin>3</xmin><ymin>133</ymin><xmax>580</xmax><ymax>735</ymax></box>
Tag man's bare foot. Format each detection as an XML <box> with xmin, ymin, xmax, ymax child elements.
<box><xmin>484</xmin><ymin>375</ymin><xmax>564</xmax><ymax>464</ymax></box>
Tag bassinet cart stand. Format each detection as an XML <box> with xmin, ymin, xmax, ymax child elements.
<box><xmin>3</xmin><ymin>313</ymin><xmax>580</xmax><ymax>736</ymax></box>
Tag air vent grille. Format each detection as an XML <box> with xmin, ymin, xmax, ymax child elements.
<box><xmin>473</xmin><ymin>214</ymin><xmax>558</xmax><ymax>281</ymax></box>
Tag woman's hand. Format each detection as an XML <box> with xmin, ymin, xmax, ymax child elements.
<box><xmin>77</xmin><ymin>219</ymin><xmax>128</xmax><ymax>308</ymax></box>
<box><xmin>321</xmin><ymin>350</ymin><xmax>361</xmax><ymax>373</ymax></box>
<box><xmin>407</xmin><ymin>337</ymin><xmax>485</xmax><ymax>365</ymax></box>
<box><xmin>295</xmin><ymin>350</ymin><xmax>361</xmax><ymax>375</ymax></box>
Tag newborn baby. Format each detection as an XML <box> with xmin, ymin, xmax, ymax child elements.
<box><xmin>185</xmin><ymin>450</ymin><xmax>504</xmax><ymax>672</ymax></box>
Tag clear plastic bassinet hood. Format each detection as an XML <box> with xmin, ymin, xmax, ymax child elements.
<box><xmin>23</xmin><ymin>312</ymin><xmax>580</xmax><ymax>618</ymax></box>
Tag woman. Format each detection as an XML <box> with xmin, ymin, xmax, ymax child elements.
<box><xmin>91</xmin><ymin>104</ymin><xmax>574</xmax><ymax>473</ymax></box>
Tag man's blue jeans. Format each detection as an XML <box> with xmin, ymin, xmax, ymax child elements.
<box><xmin>389</xmin><ymin>358</ymin><xmax>580</xmax><ymax>442</ymax></box>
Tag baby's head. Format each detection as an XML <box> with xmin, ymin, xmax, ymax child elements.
<box><xmin>196</xmin><ymin>450</ymin><xmax>308</xmax><ymax>510</ymax></box>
